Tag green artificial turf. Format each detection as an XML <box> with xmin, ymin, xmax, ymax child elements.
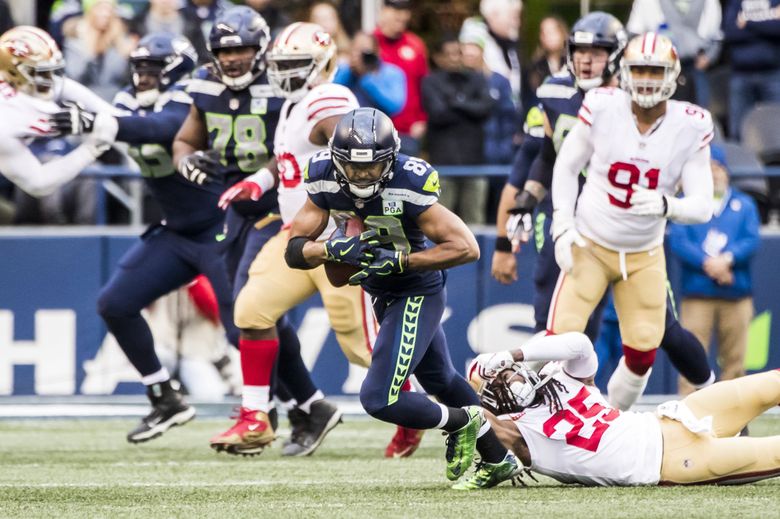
<box><xmin>1</xmin><ymin>417</ymin><xmax>779</xmax><ymax>518</ymax></box>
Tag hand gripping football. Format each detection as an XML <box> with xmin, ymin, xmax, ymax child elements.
<box><xmin>325</xmin><ymin>216</ymin><xmax>365</xmax><ymax>287</ymax></box>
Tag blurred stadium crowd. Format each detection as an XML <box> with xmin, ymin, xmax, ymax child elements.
<box><xmin>1</xmin><ymin>0</ymin><xmax>777</xmax><ymax>226</ymax></box>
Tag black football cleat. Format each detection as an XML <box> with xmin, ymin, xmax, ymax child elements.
<box><xmin>281</xmin><ymin>400</ymin><xmax>342</xmax><ymax>456</ymax></box>
<box><xmin>127</xmin><ymin>380</ymin><xmax>196</xmax><ymax>443</ymax></box>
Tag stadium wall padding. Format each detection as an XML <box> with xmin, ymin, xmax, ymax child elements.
<box><xmin>0</xmin><ymin>231</ymin><xmax>777</xmax><ymax>396</ymax></box>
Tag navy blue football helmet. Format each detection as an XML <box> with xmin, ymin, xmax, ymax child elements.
<box><xmin>208</xmin><ymin>6</ymin><xmax>271</xmax><ymax>90</ymax></box>
<box><xmin>329</xmin><ymin>108</ymin><xmax>401</xmax><ymax>202</ymax></box>
<box><xmin>129</xmin><ymin>32</ymin><xmax>197</xmax><ymax>106</ymax></box>
<box><xmin>566</xmin><ymin>11</ymin><xmax>627</xmax><ymax>91</ymax></box>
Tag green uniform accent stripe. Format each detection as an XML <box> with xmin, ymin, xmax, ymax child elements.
<box><xmin>665</xmin><ymin>280</ymin><xmax>678</xmax><ymax>320</ymax></box>
<box><xmin>534</xmin><ymin>212</ymin><xmax>546</xmax><ymax>253</ymax></box>
<box><xmin>388</xmin><ymin>296</ymin><xmax>423</xmax><ymax>405</ymax></box>
<box><xmin>745</xmin><ymin>311</ymin><xmax>771</xmax><ymax>371</ymax></box>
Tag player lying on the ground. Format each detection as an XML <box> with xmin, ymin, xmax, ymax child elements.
<box><xmin>470</xmin><ymin>333</ymin><xmax>780</xmax><ymax>486</ymax></box>
<box><xmin>0</xmin><ymin>26</ymin><xmax>117</xmax><ymax>196</ymax></box>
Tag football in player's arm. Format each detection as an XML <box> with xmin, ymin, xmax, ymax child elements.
<box><xmin>470</xmin><ymin>334</ymin><xmax>780</xmax><ymax>487</ymax></box>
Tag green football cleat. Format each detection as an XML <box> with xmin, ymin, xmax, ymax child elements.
<box><xmin>451</xmin><ymin>453</ymin><xmax>522</xmax><ymax>490</ymax></box>
<box><xmin>445</xmin><ymin>406</ymin><xmax>484</xmax><ymax>481</ymax></box>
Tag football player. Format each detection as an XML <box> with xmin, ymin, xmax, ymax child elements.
<box><xmin>285</xmin><ymin>107</ymin><xmax>520</xmax><ymax>490</ymax></box>
<box><xmin>494</xmin><ymin>14</ymin><xmax>714</xmax><ymax>394</ymax></box>
<box><xmin>550</xmin><ymin>32</ymin><xmax>714</xmax><ymax>411</ymax></box>
<box><xmin>96</xmin><ymin>33</ymin><xmax>246</xmax><ymax>443</ymax></box>
<box><xmin>171</xmin><ymin>7</ymin><xmax>323</xmax><ymax>455</ymax></box>
<box><xmin>0</xmin><ymin>26</ymin><xmax>117</xmax><ymax>197</ymax></box>
<box><xmin>470</xmin><ymin>335</ymin><xmax>780</xmax><ymax>486</ymax></box>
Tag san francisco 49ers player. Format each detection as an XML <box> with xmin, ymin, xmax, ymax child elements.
<box><xmin>470</xmin><ymin>334</ymin><xmax>780</xmax><ymax>486</ymax></box>
<box><xmin>550</xmin><ymin>32</ymin><xmax>714</xmax><ymax>411</ymax></box>
<box><xmin>215</xmin><ymin>22</ymin><xmax>422</xmax><ymax>458</ymax></box>
<box><xmin>0</xmin><ymin>26</ymin><xmax>117</xmax><ymax>197</ymax></box>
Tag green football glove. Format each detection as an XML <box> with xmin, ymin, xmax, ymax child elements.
<box><xmin>324</xmin><ymin>229</ymin><xmax>382</xmax><ymax>267</ymax></box>
<box><xmin>348</xmin><ymin>248</ymin><xmax>407</xmax><ymax>285</ymax></box>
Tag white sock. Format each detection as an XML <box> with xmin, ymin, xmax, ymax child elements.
<box><xmin>477</xmin><ymin>412</ymin><xmax>491</xmax><ymax>438</ymax></box>
<box><xmin>694</xmin><ymin>371</ymin><xmax>716</xmax><ymax>390</ymax></box>
<box><xmin>299</xmin><ymin>390</ymin><xmax>325</xmax><ymax>414</ymax></box>
<box><xmin>435</xmin><ymin>403</ymin><xmax>449</xmax><ymax>429</ymax></box>
<box><xmin>242</xmin><ymin>385</ymin><xmax>271</xmax><ymax>412</ymax></box>
<box><xmin>142</xmin><ymin>367</ymin><xmax>170</xmax><ymax>386</ymax></box>
<box><xmin>607</xmin><ymin>357</ymin><xmax>651</xmax><ymax>411</ymax></box>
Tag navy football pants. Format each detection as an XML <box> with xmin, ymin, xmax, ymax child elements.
<box><xmin>360</xmin><ymin>289</ymin><xmax>480</xmax><ymax>429</ymax></box>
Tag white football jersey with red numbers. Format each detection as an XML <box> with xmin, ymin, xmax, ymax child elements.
<box><xmin>0</xmin><ymin>80</ymin><xmax>59</xmax><ymax>140</ymax></box>
<box><xmin>507</xmin><ymin>365</ymin><xmax>663</xmax><ymax>486</ymax></box>
<box><xmin>274</xmin><ymin>83</ymin><xmax>358</xmax><ymax>227</ymax></box>
<box><xmin>575</xmin><ymin>87</ymin><xmax>714</xmax><ymax>252</ymax></box>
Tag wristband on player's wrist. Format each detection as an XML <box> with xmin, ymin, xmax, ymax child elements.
<box><xmin>495</xmin><ymin>236</ymin><xmax>513</xmax><ymax>252</ymax></box>
<box><xmin>401</xmin><ymin>251</ymin><xmax>410</xmax><ymax>271</ymax></box>
<box><xmin>244</xmin><ymin>167</ymin><xmax>275</xmax><ymax>194</ymax></box>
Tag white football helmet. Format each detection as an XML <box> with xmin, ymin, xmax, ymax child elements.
<box><xmin>620</xmin><ymin>32</ymin><xmax>680</xmax><ymax>108</ymax></box>
<box><xmin>0</xmin><ymin>26</ymin><xmax>64</xmax><ymax>100</ymax></box>
<box><xmin>267</xmin><ymin>22</ymin><xmax>338</xmax><ymax>101</ymax></box>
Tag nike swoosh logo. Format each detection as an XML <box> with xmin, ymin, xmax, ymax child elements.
<box><xmin>340</xmin><ymin>244</ymin><xmax>355</xmax><ymax>256</ymax></box>
<box><xmin>215</xmin><ymin>233</ymin><xmax>226</xmax><ymax>242</ymax></box>
<box><xmin>248</xmin><ymin>424</ymin><xmax>260</xmax><ymax>431</ymax></box>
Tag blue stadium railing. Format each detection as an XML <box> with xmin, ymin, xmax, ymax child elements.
<box><xmin>81</xmin><ymin>164</ymin><xmax>780</xmax><ymax>225</ymax></box>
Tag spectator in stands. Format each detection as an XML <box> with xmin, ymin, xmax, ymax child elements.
<box><xmin>62</xmin><ymin>0</ymin><xmax>134</xmax><ymax>101</ymax></box>
<box><xmin>245</xmin><ymin>0</ymin><xmax>291</xmax><ymax>38</ymax></box>
<box><xmin>527</xmin><ymin>15</ymin><xmax>567</xmax><ymax>92</ymax></box>
<box><xmin>0</xmin><ymin>0</ymin><xmax>14</xmax><ymax>34</ymax></box>
<box><xmin>722</xmin><ymin>0</ymin><xmax>780</xmax><ymax>139</ymax></box>
<box><xmin>626</xmin><ymin>0</ymin><xmax>722</xmax><ymax>106</ymax></box>
<box><xmin>334</xmin><ymin>31</ymin><xmax>406</xmax><ymax>116</ymax></box>
<box><xmin>129</xmin><ymin>0</ymin><xmax>184</xmax><ymax>36</ymax></box>
<box><xmin>374</xmin><ymin>0</ymin><xmax>428</xmax><ymax>154</ymax></box>
<box><xmin>461</xmin><ymin>39</ymin><xmax>515</xmax><ymax>165</ymax></box>
<box><xmin>668</xmin><ymin>144</ymin><xmax>761</xmax><ymax>395</ymax></box>
<box><xmin>309</xmin><ymin>1</ymin><xmax>352</xmax><ymax>59</ymax></box>
<box><xmin>422</xmin><ymin>36</ymin><xmax>494</xmax><ymax>224</ymax></box>
<box><xmin>181</xmin><ymin>0</ymin><xmax>233</xmax><ymax>61</ymax></box>
<box><xmin>459</xmin><ymin>0</ymin><xmax>524</xmax><ymax>108</ymax></box>
<box><xmin>49</xmin><ymin>0</ymin><xmax>83</xmax><ymax>47</ymax></box>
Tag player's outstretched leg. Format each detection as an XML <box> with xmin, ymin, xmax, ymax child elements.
<box><xmin>385</xmin><ymin>380</ymin><xmax>425</xmax><ymax>458</ymax></box>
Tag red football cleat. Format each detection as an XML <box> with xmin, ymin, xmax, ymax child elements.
<box><xmin>384</xmin><ymin>426</ymin><xmax>424</xmax><ymax>458</ymax></box>
<box><xmin>209</xmin><ymin>407</ymin><xmax>275</xmax><ymax>456</ymax></box>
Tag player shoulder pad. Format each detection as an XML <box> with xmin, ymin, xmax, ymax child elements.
<box><xmin>304</xmin><ymin>150</ymin><xmax>340</xmax><ymax>195</ymax></box>
<box><xmin>536</xmin><ymin>72</ymin><xmax>577</xmax><ymax>100</ymax></box>
<box><xmin>578</xmin><ymin>87</ymin><xmax>622</xmax><ymax>126</ymax></box>
<box><xmin>113</xmin><ymin>88</ymin><xmax>138</xmax><ymax>111</ymax></box>
<box><xmin>677</xmin><ymin>102</ymin><xmax>714</xmax><ymax>149</ymax></box>
<box><xmin>385</xmin><ymin>154</ymin><xmax>440</xmax><ymax>205</ymax></box>
<box><xmin>187</xmin><ymin>66</ymin><xmax>225</xmax><ymax>97</ymax></box>
<box><xmin>156</xmin><ymin>81</ymin><xmax>193</xmax><ymax>110</ymax></box>
<box><xmin>523</xmin><ymin>105</ymin><xmax>545</xmax><ymax>138</ymax></box>
<box><xmin>305</xmin><ymin>83</ymin><xmax>359</xmax><ymax>123</ymax></box>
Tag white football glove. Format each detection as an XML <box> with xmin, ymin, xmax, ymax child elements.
<box><xmin>551</xmin><ymin>218</ymin><xmax>586</xmax><ymax>274</ymax></box>
<box><xmin>628</xmin><ymin>185</ymin><xmax>668</xmax><ymax>217</ymax></box>
<box><xmin>506</xmin><ymin>212</ymin><xmax>532</xmax><ymax>250</ymax></box>
<box><xmin>474</xmin><ymin>351</ymin><xmax>514</xmax><ymax>380</ymax></box>
<box><xmin>84</xmin><ymin>111</ymin><xmax>118</xmax><ymax>157</ymax></box>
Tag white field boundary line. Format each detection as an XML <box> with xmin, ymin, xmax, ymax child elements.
<box><xmin>0</xmin><ymin>479</ymin><xmax>420</xmax><ymax>489</ymax></box>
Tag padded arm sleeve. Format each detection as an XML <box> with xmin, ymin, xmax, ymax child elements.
<box><xmin>520</xmin><ymin>332</ymin><xmax>598</xmax><ymax>379</ymax></box>
<box><xmin>527</xmin><ymin>136</ymin><xmax>556</xmax><ymax>190</ymax></box>
<box><xmin>551</xmin><ymin>121</ymin><xmax>592</xmax><ymax>224</ymax></box>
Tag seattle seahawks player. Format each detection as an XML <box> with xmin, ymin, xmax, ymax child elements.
<box><xmin>285</xmin><ymin>108</ymin><xmax>520</xmax><ymax>489</ymax></box>
<box><xmin>171</xmin><ymin>6</ymin><xmax>320</xmax><ymax>454</ymax></box>
<box><xmin>495</xmin><ymin>12</ymin><xmax>714</xmax><ymax>393</ymax></box>
<box><xmin>96</xmin><ymin>33</ymin><xmax>246</xmax><ymax>443</ymax></box>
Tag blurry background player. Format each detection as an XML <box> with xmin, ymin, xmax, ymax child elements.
<box><xmin>498</xmin><ymin>13</ymin><xmax>713</xmax><ymax>398</ymax></box>
<box><xmin>470</xmin><ymin>333</ymin><xmax>780</xmax><ymax>486</ymax></box>
<box><xmin>0</xmin><ymin>26</ymin><xmax>118</xmax><ymax>198</ymax></box>
<box><xmin>95</xmin><ymin>33</ymin><xmax>248</xmax><ymax>443</ymax></box>
<box><xmin>549</xmin><ymin>33</ymin><xmax>714</xmax><ymax>411</ymax></box>
<box><xmin>172</xmin><ymin>7</ymin><xmax>316</xmax><ymax>455</ymax></box>
<box><xmin>213</xmin><ymin>21</ymin><xmax>356</xmax><ymax>457</ymax></box>
<box><xmin>286</xmin><ymin>108</ymin><xmax>520</xmax><ymax>490</ymax></box>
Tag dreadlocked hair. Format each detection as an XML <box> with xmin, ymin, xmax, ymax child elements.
<box><xmin>481</xmin><ymin>372</ymin><xmax>568</xmax><ymax>415</ymax></box>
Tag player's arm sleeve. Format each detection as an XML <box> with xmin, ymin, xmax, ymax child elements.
<box><xmin>507</xmin><ymin>134</ymin><xmax>542</xmax><ymax>189</ymax></box>
<box><xmin>0</xmin><ymin>134</ymin><xmax>100</xmax><ymax>197</ymax></box>
<box><xmin>520</xmin><ymin>332</ymin><xmax>598</xmax><ymax>379</ymax></box>
<box><xmin>527</xmin><ymin>136</ymin><xmax>556</xmax><ymax>190</ymax></box>
<box><xmin>358</xmin><ymin>63</ymin><xmax>407</xmax><ymax>116</ymax></box>
<box><xmin>551</xmin><ymin>120</ymin><xmax>592</xmax><ymax>222</ymax></box>
<box><xmin>116</xmin><ymin>102</ymin><xmax>190</xmax><ymax>145</ymax></box>
<box><xmin>59</xmin><ymin>77</ymin><xmax>122</xmax><ymax>115</ymax></box>
<box><xmin>667</xmin><ymin>223</ymin><xmax>707</xmax><ymax>269</ymax></box>
<box><xmin>725</xmin><ymin>197</ymin><xmax>761</xmax><ymax>266</ymax></box>
<box><xmin>667</xmin><ymin>146</ymin><xmax>714</xmax><ymax>224</ymax></box>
